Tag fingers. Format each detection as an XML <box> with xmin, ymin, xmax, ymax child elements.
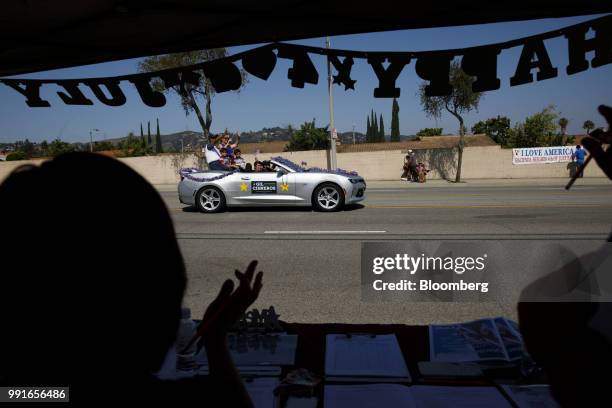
<box><xmin>244</xmin><ymin>271</ymin><xmax>264</xmax><ymax>306</ymax></box>
<box><xmin>213</xmin><ymin>279</ymin><xmax>234</xmax><ymax>305</ymax></box>
<box><xmin>588</xmin><ymin>128</ymin><xmax>612</xmax><ymax>144</ymax></box>
<box><xmin>598</xmin><ymin>105</ymin><xmax>612</xmax><ymax>127</ymax></box>
<box><xmin>231</xmin><ymin>261</ymin><xmax>262</xmax><ymax>305</ymax></box>
<box><xmin>203</xmin><ymin>279</ymin><xmax>234</xmax><ymax>320</ymax></box>
<box><xmin>252</xmin><ymin>271</ymin><xmax>263</xmax><ymax>300</ymax></box>
<box><xmin>232</xmin><ymin>260</ymin><xmax>260</xmax><ymax>300</ymax></box>
<box><xmin>583</xmin><ymin>137</ymin><xmax>604</xmax><ymax>156</ymax></box>
<box><xmin>244</xmin><ymin>260</ymin><xmax>258</xmax><ymax>282</ymax></box>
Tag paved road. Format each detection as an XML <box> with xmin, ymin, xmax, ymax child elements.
<box><xmin>158</xmin><ymin>180</ymin><xmax>612</xmax><ymax>325</ymax></box>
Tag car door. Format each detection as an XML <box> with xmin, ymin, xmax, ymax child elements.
<box><xmin>232</xmin><ymin>170</ymin><xmax>296</xmax><ymax>205</ymax></box>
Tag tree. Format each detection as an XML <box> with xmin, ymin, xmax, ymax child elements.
<box><xmin>506</xmin><ymin>106</ymin><xmax>564</xmax><ymax>148</ymax></box>
<box><xmin>40</xmin><ymin>140</ymin><xmax>49</xmax><ymax>156</ymax></box>
<box><xmin>379</xmin><ymin>114</ymin><xmax>385</xmax><ymax>142</ymax></box>
<box><xmin>373</xmin><ymin>112</ymin><xmax>378</xmax><ymax>142</ymax></box>
<box><xmin>48</xmin><ymin>138</ymin><xmax>76</xmax><ymax>157</ymax></box>
<box><xmin>92</xmin><ymin>141</ymin><xmax>114</xmax><ymax>152</ymax></box>
<box><xmin>391</xmin><ymin>98</ymin><xmax>400</xmax><ymax>142</ymax></box>
<box><xmin>147</xmin><ymin>121</ymin><xmax>153</xmax><ymax>145</ymax></box>
<box><xmin>558</xmin><ymin>117</ymin><xmax>569</xmax><ymax>145</ymax></box>
<box><xmin>558</xmin><ymin>117</ymin><xmax>569</xmax><ymax>135</ymax></box>
<box><xmin>155</xmin><ymin>118</ymin><xmax>163</xmax><ymax>154</ymax></box>
<box><xmin>140</xmin><ymin>123</ymin><xmax>145</xmax><ymax>146</ymax></box>
<box><xmin>138</xmin><ymin>50</ymin><xmax>248</xmax><ymax>144</ymax></box>
<box><xmin>419</xmin><ymin>61</ymin><xmax>482</xmax><ymax>182</ymax></box>
<box><xmin>583</xmin><ymin>120</ymin><xmax>595</xmax><ymax>134</ymax></box>
<box><xmin>285</xmin><ymin>120</ymin><xmax>330</xmax><ymax>151</ymax></box>
<box><xmin>366</xmin><ymin>115</ymin><xmax>372</xmax><ymax>143</ymax></box>
<box><xmin>118</xmin><ymin>131</ymin><xmax>153</xmax><ymax>157</ymax></box>
<box><xmin>15</xmin><ymin>139</ymin><xmax>35</xmax><ymax>158</ymax></box>
<box><xmin>93</xmin><ymin>140</ymin><xmax>114</xmax><ymax>152</ymax></box>
<box><xmin>524</xmin><ymin>105</ymin><xmax>561</xmax><ymax>147</ymax></box>
<box><xmin>416</xmin><ymin>128</ymin><xmax>443</xmax><ymax>137</ymax></box>
<box><xmin>472</xmin><ymin>116</ymin><xmax>511</xmax><ymax>146</ymax></box>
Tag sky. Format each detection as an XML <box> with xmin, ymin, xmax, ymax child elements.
<box><xmin>1</xmin><ymin>14</ymin><xmax>611</xmax><ymax>143</ymax></box>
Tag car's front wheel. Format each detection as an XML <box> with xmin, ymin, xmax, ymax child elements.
<box><xmin>313</xmin><ymin>183</ymin><xmax>344</xmax><ymax>212</ymax></box>
<box><xmin>196</xmin><ymin>186</ymin><xmax>226</xmax><ymax>213</ymax></box>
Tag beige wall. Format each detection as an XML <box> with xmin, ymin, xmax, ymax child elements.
<box><xmin>0</xmin><ymin>146</ymin><xmax>605</xmax><ymax>184</ymax></box>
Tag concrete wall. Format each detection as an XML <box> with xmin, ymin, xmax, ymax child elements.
<box><xmin>117</xmin><ymin>154</ymin><xmax>201</xmax><ymax>184</ymax></box>
<box><xmin>0</xmin><ymin>145</ymin><xmax>605</xmax><ymax>185</ymax></box>
<box><xmin>0</xmin><ymin>154</ymin><xmax>200</xmax><ymax>185</ymax></box>
<box><xmin>250</xmin><ymin>146</ymin><xmax>606</xmax><ymax>180</ymax></box>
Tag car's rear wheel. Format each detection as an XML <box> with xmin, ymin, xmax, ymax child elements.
<box><xmin>196</xmin><ymin>186</ymin><xmax>226</xmax><ymax>213</ymax></box>
<box><xmin>313</xmin><ymin>183</ymin><xmax>344</xmax><ymax>212</ymax></box>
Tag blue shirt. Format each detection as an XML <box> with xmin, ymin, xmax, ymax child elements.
<box><xmin>574</xmin><ymin>148</ymin><xmax>586</xmax><ymax>163</ymax></box>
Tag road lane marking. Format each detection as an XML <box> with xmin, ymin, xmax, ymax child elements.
<box><xmin>264</xmin><ymin>230</ymin><xmax>387</xmax><ymax>234</ymax></box>
<box><xmin>171</xmin><ymin>202</ymin><xmax>612</xmax><ymax>212</ymax></box>
<box><xmin>175</xmin><ymin>232</ymin><xmax>608</xmax><ymax>241</ymax></box>
<box><xmin>365</xmin><ymin>203</ymin><xmax>611</xmax><ymax>209</ymax></box>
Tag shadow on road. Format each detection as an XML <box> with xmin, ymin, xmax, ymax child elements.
<box><xmin>181</xmin><ymin>206</ymin><xmax>200</xmax><ymax>213</ymax></box>
<box><xmin>180</xmin><ymin>204</ymin><xmax>366</xmax><ymax>213</ymax></box>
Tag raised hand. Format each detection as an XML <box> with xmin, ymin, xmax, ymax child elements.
<box><xmin>201</xmin><ymin>260</ymin><xmax>263</xmax><ymax>342</ymax></box>
<box><xmin>582</xmin><ymin>105</ymin><xmax>612</xmax><ymax>179</ymax></box>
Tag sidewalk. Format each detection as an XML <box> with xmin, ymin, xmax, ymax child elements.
<box><xmin>155</xmin><ymin>177</ymin><xmax>611</xmax><ymax>191</ymax></box>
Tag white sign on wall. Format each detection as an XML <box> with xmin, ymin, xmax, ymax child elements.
<box><xmin>512</xmin><ymin>146</ymin><xmax>576</xmax><ymax>165</ymax></box>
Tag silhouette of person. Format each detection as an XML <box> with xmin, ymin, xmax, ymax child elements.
<box><xmin>567</xmin><ymin>160</ymin><xmax>578</xmax><ymax>178</ymax></box>
<box><xmin>518</xmin><ymin>105</ymin><xmax>612</xmax><ymax>407</ymax></box>
<box><xmin>0</xmin><ymin>152</ymin><xmax>262</xmax><ymax>406</ymax></box>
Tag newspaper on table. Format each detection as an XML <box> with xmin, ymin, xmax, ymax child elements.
<box><xmin>325</xmin><ymin>334</ymin><xmax>412</xmax><ymax>382</ymax></box>
<box><xmin>500</xmin><ymin>384</ymin><xmax>560</xmax><ymax>408</ymax></box>
<box><xmin>429</xmin><ymin>317</ymin><xmax>525</xmax><ymax>363</ymax></box>
<box><xmin>324</xmin><ymin>384</ymin><xmax>513</xmax><ymax>408</ymax></box>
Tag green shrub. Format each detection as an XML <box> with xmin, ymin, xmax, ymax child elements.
<box><xmin>6</xmin><ymin>151</ymin><xmax>28</xmax><ymax>161</ymax></box>
<box><xmin>416</xmin><ymin>128</ymin><xmax>443</xmax><ymax>137</ymax></box>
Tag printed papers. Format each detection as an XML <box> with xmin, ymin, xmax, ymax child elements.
<box><xmin>500</xmin><ymin>385</ymin><xmax>560</xmax><ymax>408</ymax></box>
<box><xmin>325</xmin><ymin>384</ymin><xmax>417</xmax><ymax>408</ymax></box>
<box><xmin>325</xmin><ymin>334</ymin><xmax>411</xmax><ymax>381</ymax></box>
<box><xmin>429</xmin><ymin>318</ymin><xmax>524</xmax><ymax>363</ymax></box>
<box><xmin>410</xmin><ymin>385</ymin><xmax>513</xmax><ymax>408</ymax></box>
<box><xmin>493</xmin><ymin>317</ymin><xmax>524</xmax><ymax>361</ymax></box>
<box><xmin>324</xmin><ymin>385</ymin><xmax>512</xmax><ymax>408</ymax></box>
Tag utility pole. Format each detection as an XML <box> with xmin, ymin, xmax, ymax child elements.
<box><xmin>89</xmin><ymin>128</ymin><xmax>99</xmax><ymax>152</ymax></box>
<box><xmin>352</xmin><ymin>124</ymin><xmax>356</xmax><ymax>145</ymax></box>
<box><xmin>326</xmin><ymin>36</ymin><xmax>337</xmax><ymax>170</ymax></box>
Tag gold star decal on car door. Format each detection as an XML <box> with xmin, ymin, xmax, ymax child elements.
<box><xmin>280</xmin><ymin>182</ymin><xmax>289</xmax><ymax>191</ymax></box>
<box><xmin>240</xmin><ymin>182</ymin><xmax>248</xmax><ymax>192</ymax></box>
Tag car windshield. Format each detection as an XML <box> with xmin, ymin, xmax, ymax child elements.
<box><xmin>270</xmin><ymin>157</ymin><xmax>306</xmax><ymax>172</ymax></box>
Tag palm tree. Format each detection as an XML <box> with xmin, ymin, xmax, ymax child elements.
<box><xmin>558</xmin><ymin>117</ymin><xmax>568</xmax><ymax>145</ymax></box>
<box><xmin>583</xmin><ymin>120</ymin><xmax>595</xmax><ymax>135</ymax></box>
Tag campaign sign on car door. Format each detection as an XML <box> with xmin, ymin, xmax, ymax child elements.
<box><xmin>251</xmin><ymin>181</ymin><xmax>277</xmax><ymax>194</ymax></box>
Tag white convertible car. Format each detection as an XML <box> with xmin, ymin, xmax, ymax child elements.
<box><xmin>178</xmin><ymin>157</ymin><xmax>366</xmax><ymax>213</ymax></box>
